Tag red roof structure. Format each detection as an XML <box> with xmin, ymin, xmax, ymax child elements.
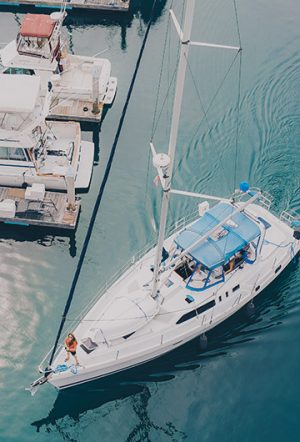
<box><xmin>20</xmin><ymin>14</ymin><xmax>56</xmax><ymax>39</ymax></box>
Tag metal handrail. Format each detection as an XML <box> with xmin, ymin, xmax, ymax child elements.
<box><xmin>280</xmin><ymin>208</ymin><xmax>300</xmax><ymax>226</ymax></box>
<box><xmin>232</xmin><ymin>187</ymin><xmax>273</xmax><ymax>211</ymax></box>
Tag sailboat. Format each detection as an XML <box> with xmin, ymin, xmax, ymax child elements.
<box><xmin>37</xmin><ymin>0</ymin><xmax>300</xmax><ymax>390</ymax></box>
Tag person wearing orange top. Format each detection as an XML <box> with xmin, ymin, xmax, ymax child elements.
<box><xmin>65</xmin><ymin>333</ymin><xmax>79</xmax><ymax>365</ymax></box>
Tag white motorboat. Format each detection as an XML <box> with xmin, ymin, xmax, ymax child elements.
<box><xmin>0</xmin><ymin>12</ymin><xmax>117</xmax><ymax>106</ymax></box>
<box><xmin>36</xmin><ymin>0</ymin><xmax>300</xmax><ymax>390</ymax></box>
<box><xmin>0</xmin><ymin>74</ymin><xmax>94</xmax><ymax>190</ymax></box>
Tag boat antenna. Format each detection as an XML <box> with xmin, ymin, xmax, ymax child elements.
<box><xmin>44</xmin><ymin>0</ymin><xmax>160</xmax><ymax>372</ymax></box>
<box><xmin>151</xmin><ymin>0</ymin><xmax>196</xmax><ymax>299</ymax></box>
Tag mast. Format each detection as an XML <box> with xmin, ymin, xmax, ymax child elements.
<box><xmin>151</xmin><ymin>0</ymin><xmax>196</xmax><ymax>298</ymax></box>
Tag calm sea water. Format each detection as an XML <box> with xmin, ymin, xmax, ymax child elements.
<box><xmin>0</xmin><ymin>1</ymin><xmax>300</xmax><ymax>441</ymax></box>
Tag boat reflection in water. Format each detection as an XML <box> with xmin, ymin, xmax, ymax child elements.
<box><xmin>0</xmin><ymin>0</ymin><xmax>168</xmax><ymax>51</ymax></box>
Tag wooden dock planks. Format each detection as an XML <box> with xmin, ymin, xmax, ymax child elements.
<box><xmin>0</xmin><ymin>187</ymin><xmax>80</xmax><ymax>230</ymax></box>
<box><xmin>48</xmin><ymin>97</ymin><xmax>104</xmax><ymax>124</ymax></box>
<box><xmin>0</xmin><ymin>0</ymin><xmax>129</xmax><ymax>11</ymax></box>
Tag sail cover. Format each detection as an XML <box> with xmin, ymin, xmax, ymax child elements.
<box><xmin>175</xmin><ymin>202</ymin><xmax>261</xmax><ymax>269</ymax></box>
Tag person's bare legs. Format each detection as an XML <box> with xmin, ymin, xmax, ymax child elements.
<box><xmin>65</xmin><ymin>352</ymin><xmax>70</xmax><ymax>362</ymax></box>
<box><xmin>74</xmin><ymin>355</ymin><xmax>79</xmax><ymax>365</ymax></box>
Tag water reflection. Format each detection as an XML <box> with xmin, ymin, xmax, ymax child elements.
<box><xmin>0</xmin><ymin>225</ymin><xmax>77</xmax><ymax>258</ymax></box>
<box><xmin>0</xmin><ymin>0</ymin><xmax>168</xmax><ymax>51</ymax></box>
<box><xmin>31</xmin><ymin>259</ymin><xmax>299</xmax><ymax>436</ymax></box>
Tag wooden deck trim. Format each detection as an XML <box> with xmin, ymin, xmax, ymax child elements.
<box><xmin>48</xmin><ymin>98</ymin><xmax>103</xmax><ymax>124</ymax></box>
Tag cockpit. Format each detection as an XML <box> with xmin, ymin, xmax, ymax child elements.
<box><xmin>169</xmin><ymin>202</ymin><xmax>261</xmax><ymax>291</ymax></box>
<box><xmin>16</xmin><ymin>14</ymin><xmax>60</xmax><ymax>61</ymax></box>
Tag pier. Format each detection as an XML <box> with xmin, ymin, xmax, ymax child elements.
<box><xmin>0</xmin><ymin>0</ymin><xmax>130</xmax><ymax>11</ymax></box>
<box><xmin>0</xmin><ymin>187</ymin><xmax>81</xmax><ymax>230</ymax></box>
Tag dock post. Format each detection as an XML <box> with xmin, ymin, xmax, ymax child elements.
<box><xmin>92</xmin><ymin>65</ymin><xmax>101</xmax><ymax>115</ymax></box>
<box><xmin>65</xmin><ymin>166</ymin><xmax>76</xmax><ymax>211</ymax></box>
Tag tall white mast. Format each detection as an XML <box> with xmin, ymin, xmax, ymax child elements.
<box><xmin>151</xmin><ymin>0</ymin><xmax>196</xmax><ymax>298</ymax></box>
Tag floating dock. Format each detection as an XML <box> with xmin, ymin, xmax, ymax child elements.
<box><xmin>48</xmin><ymin>97</ymin><xmax>104</xmax><ymax>124</ymax></box>
<box><xmin>0</xmin><ymin>0</ymin><xmax>130</xmax><ymax>11</ymax></box>
<box><xmin>0</xmin><ymin>187</ymin><xmax>80</xmax><ymax>230</ymax></box>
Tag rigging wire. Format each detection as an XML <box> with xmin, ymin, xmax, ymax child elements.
<box><xmin>150</xmin><ymin>5</ymin><xmax>172</xmax><ymax>140</ymax></box>
<box><xmin>144</xmin><ymin>0</ymin><xmax>185</xmax><ymax>231</ymax></box>
<box><xmin>233</xmin><ymin>49</ymin><xmax>242</xmax><ymax>192</ymax></box>
<box><xmin>232</xmin><ymin>0</ymin><xmax>242</xmax><ymax>191</ymax></box>
<box><xmin>47</xmin><ymin>0</ymin><xmax>160</xmax><ymax>368</ymax></box>
<box><xmin>168</xmin><ymin>48</ymin><xmax>241</xmax><ymax>202</ymax></box>
<box><xmin>144</xmin><ymin>4</ymin><xmax>172</xmax><ymax>233</ymax></box>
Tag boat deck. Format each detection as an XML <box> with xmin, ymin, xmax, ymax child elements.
<box><xmin>48</xmin><ymin>97</ymin><xmax>104</xmax><ymax>124</ymax></box>
<box><xmin>0</xmin><ymin>0</ymin><xmax>129</xmax><ymax>11</ymax></box>
<box><xmin>0</xmin><ymin>187</ymin><xmax>80</xmax><ymax>230</ymax></box>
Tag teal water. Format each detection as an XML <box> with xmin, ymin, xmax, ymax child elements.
<box><xmin>0</xmin><ymin>0</ymin><xmax>300</xmax><ymax>440</ymax></box>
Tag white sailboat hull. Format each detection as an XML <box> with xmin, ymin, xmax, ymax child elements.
<box><xmin>48</xmin><ymin>204</ymin><xmax>299</xmax><ymax>389</ymax></box>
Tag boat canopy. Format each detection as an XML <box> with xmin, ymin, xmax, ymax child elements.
<box><xmin>0</xmin><ymin>74</ymin><xmax>41</xmax><ymax>113</ymax></box>
<box><xmin>175</xmin><ymin>202</ymin><xmax>261</xmax><ymax>270</ymax></box>
<box><xmin>19</xmin><ymin>14</ymin><xmax>55</xmax><ymax>39</ymax></box>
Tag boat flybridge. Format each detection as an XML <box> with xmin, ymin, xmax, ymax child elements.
<box><xmin>33</xmin><ymin>0</ymin><xmax>300</xmax><ymax>391</ymax></box>
<box><xmin>0</xmin><ymin>12</ymin><xmax>117</xmax><ymax>106</ymax></box>
<box><xmin>0</xmin><ymin>74</ymin><xmax>94</xmax><ymax>190</ymax></box>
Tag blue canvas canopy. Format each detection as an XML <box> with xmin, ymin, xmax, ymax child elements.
<box><xmin>175</xmin><ymin>202</ymin><xmax>261</xmax><ymax>270</ymax></box>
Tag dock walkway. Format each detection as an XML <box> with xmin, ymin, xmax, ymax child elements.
<box><xmin>0</xmin><ymin>0</ymin><xmax>129</xmax><ymax>11</ymax></box>
<box><xmin>0</xmin><ymin>187</ymin><xmax>80</xmax><ymax>230</ymax></box>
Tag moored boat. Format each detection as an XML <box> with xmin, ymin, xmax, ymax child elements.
<box><xmin>0</xmin><ymin>12</ymin><xmax>117</xmax><ymax>118</ymax></box>
<box><xmin>0</xmin><ymin>74</ymin><xmax>94</xmax><ymax>191</ymax></box>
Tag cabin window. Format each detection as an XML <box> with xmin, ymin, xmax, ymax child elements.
<box><xmin>196</xmin><ymin>300</ymin><xmax>216</xmax><ymax>314</ymax></box>
<box><xmin>0</xmin><ymin>147</ymin><xmax>27</xmax><ymax>161</ymax></box>
<box><xmin>232</xmin><ymin>284</ymin><xmax>240</xmax><ymax>292</ymax></box>
<box><xmin>3</xmin><ymin>67</ymin><xmax>35</xmax><ymax>76</ymax></box>
<box><xmin>176</xmin><ymin>300</ymin><xmax>216</xmax><ymax>324</ymax></box>
<box><xmin>255</xmin><ymin>285</ymin><xmax>260</xmax><ymax>292</ymax></box>
<box><xmin>123</xmin><ymin>331</ymin><xmax>135</xmax><ymax>340</ymax></box>
<box><xmin>225</xmin><ymin>292</ymin><xmax>229</xmax><ymax>297</ymax></box>
<box><xmin>219</xmin><ymin>296</ymin><xmax>222</xmax><ymax>302</ymax></box>
<box><xmin>176</xmin><ymin>309</ymin><xmax>197</xmax><ymax>324</ymax></box>
<box><xmin>275</xmin><ymin>265</ymin><xmax>282</xmax><ymax>274</ymax></box>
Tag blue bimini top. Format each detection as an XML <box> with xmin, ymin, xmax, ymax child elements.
<box><xmin>175</xmin><ymin>202</ymin><xmax>261</xmax><ymax>270</ymax></box>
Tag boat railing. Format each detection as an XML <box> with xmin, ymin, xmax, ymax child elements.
<box><xmin>38</xmin><ymin>344</ymin><xmax>64</xmax><ymax>374</ymax></box>
<box><xmin>167</xmin><ymin>210</ymin><xmax>199</xmax><ymax>236</ymax></box>
<box><xmin>232</xmin><ymin>187</ymin><xmax>273</xmax><ymax>211</ymax></box>
<box><xmin>280</xmin><ymin>208</ymin><xmax>300</xmax><ymax>227</ymax></box>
